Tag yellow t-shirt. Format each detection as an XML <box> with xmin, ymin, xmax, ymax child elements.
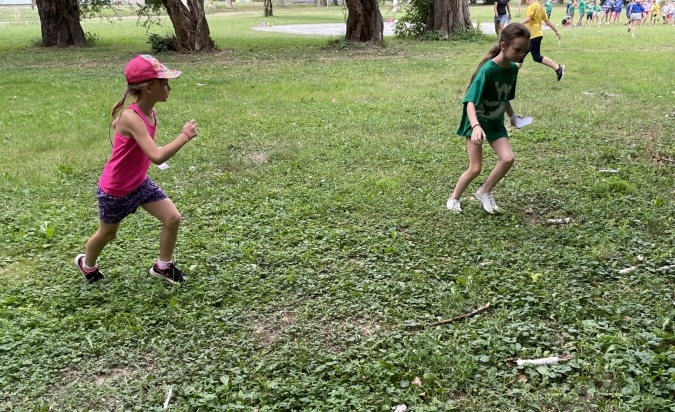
<box><xmin>525</xmin><ymin>2</ymin><xmax>547</xmax><ymax>38</ymax></box>
<box><xmin>652</xmin><ymin>3</ymin><xmax>660</xmax><ymax>14</ymax></box>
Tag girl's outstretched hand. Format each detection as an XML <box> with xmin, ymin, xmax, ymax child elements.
<box><xmin>471</xmin><ymin>125</ymin><xmax>486</xmax><ymax>145</ymax></box>
<box><xmin>182</xmin><ymin>119</ymin><xmax>199</xmax><ymax>141</ymax></box>
<box><xmin>509</xmin><ymin>113</ymin><xmax>521</xmax><ymax>127</ymax></box>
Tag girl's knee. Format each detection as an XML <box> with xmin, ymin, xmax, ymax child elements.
<box><xmin>466</xmin><ymin>166</ymin><xmax>482</xmax><ymax>179</ymax></box>
<box><xmin>501</xmin><ymin>154</ymin><xmax>515</xmax><ymax>166</ymax></box>
<box><xmin>97</xmin><ymin>227</ymin><xmax>118</xmax><ymax>242</ymax></box>
<box><xmin>163</xmin><ymin>211</ymin><xmax>182</xmax><ymax>228</ymax></box>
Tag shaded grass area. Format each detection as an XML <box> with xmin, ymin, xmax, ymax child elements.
<box><xmin>1</xmin><ymin>3</ymin><xmax>675</xmax><ymax>411</ymax></box>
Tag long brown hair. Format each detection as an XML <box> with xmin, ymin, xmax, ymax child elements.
<box><xmin>467</xmin><ymin>23</ymin><xmax>531</xmax><ymax>87</ymax></box>
<box><xmin>110</xmin><ymin>81</ymin><xmax>152</xmax><ymax>120</ymax></box>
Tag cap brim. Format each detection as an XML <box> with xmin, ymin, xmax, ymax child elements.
<box><xmin>158</xmin><ymin>69</ymin><xmax>181</xmax><ymax>79</ymax></box>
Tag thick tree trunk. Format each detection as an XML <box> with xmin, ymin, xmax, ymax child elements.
<box><xmin>35</xmin><ymin>0</ymin><xmax>85</xmax><ymax>47</ymax></box>
<box><xmin>315</xmin><ymin>0</ymin><xmax>327</xmax><ymax>6</ymax></box>
<box><xmin>425</xmin><ymin>0</ymin><xmax>472</xmax><ymax>38</ymax></box>
<box><xmin>332</xmin><ymin>0</ymin><xmax>338</xmax><ymax>5</ymax></box>
<box><xmin>162</xmin><ymin>0</ymin><xmax>215</xmax><ymax>52</ymax></box>
<box><xmin>225</xmin><ymin>0</ymin><xmax>233</xmax><ymax>8</ymax></box>
<box><xmin>264</xmin><ymin>0</ymin><xmax>274</xmax><ymax>16</ymax></box>
<box><xmin>278</xmin><ymin>0</ymin><xmax>285</xmax><ymax>7</ymax></box>
<box><xmin>345</xmin><ymin>0</ymin><xmax>383</xmax><ymax>43</ymax></box>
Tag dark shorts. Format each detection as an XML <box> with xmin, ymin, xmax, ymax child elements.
<box><xmin>97</xmin><ymin>177</ymin><xmax>167</xmax><ymax>224</ymax></box>
<box><xmin>519</xmin><ymin>36</ymin><xmax>544</xmax><ymax>63</ymax></box>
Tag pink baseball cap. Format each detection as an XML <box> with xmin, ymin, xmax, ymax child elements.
<box><xmin>124</xmin><ymin>54</ymin><xmax>181</xmax><ymax>84</ymax></box>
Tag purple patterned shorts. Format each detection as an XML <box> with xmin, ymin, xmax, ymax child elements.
<box><xmin>97</xmin><ymin>177</ymin><xmax>167</xmax><ymax>224</ymax></box>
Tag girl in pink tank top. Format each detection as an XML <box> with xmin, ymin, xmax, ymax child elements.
<box><xmin>74</xmin><ymin>55</ymin><xmax>199</xmax><ymax>285</ymax></box>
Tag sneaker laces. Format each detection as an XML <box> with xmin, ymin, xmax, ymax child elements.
<box><xmin>486</xmin><ymin>193</ymin><xmax>497</xmax><ymax>210</ymax></box>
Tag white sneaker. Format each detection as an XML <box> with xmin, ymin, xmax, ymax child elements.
<box><xmin>474</xmin><ymin>188</ymin><xmax>499</xmax><ymax>214</ymax></box>
<box><xmin>446</xmin><ymin>198</ymin><xmax>462</xmax><ymax>212</ymax></box>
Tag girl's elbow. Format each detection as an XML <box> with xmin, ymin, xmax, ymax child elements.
<box><xmin>148</xmin><ymin>153</ymin><xmax>164</xmax><ymax>165</ymax></box>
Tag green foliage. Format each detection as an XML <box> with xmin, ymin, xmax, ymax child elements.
<box><xmin>146</xmin><ymin>32</ymin><xmax>176</xmax><ymax>53</ymax></box>
<box><xmin>84</xmin><ymin>31</ymin><xmax>101</xmax><ymax>46</ymax></box>
<box><xmin>448</xmin><ymin>27</ymin><xmax>493</xmax><ymax>42</ymax></box>
<box><xmin>420</xmin><ymin>29</ymin><xmax>446</xmax><ymax>41</ymax></box>
<box><xmin>394</xmin><ymin>0</ymin><xmax>431</xmax><ymax>38</ymax></box>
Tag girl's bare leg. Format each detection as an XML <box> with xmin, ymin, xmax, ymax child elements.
<box><xmin>450</xmin><ymin>139</ymin><xmax>483</xmax><ymax>200</ymax></box>
<box><xmin>142</xmin><ymin>198</ymin><xmax>182</xmax><ymax>262</ymax></box>
<box><xmin>85</xmin><ymin>222</ymin><xmax>119</xmax><ymax>267</ymax></box>
<box><xmin>482</xmin><ymin>138</ymin><xmax>515</xmax><ymax>193</ymax></box>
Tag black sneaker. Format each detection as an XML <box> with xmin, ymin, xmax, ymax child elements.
<box><xmin>149</xmin><ymin>262</ymin><xmax>186</xmax><ymax>284</ymax></box>
<box><xmin>556</xmin><ymin>64</ymin><xmax>565</xmax><ymax>82</ymax></box>
<box><xmin>74</xmin><ymin>254</ymin><xmax>106</xmax><ymax>283</ymax></box>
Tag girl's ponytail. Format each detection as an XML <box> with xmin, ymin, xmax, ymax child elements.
<box><xmin>111</xmin><ymin>91</ymin><xmax>129</xmax><ymax>121</ymax></box>
<box><xmin>110</xmin><ymin>81</ymin><xmax>151</xmax><ymax>122</ymax></box>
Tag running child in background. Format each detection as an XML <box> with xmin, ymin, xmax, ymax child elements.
<box><xmin>612</xmin><ymin>0</ymin><xmax>623</xmax><ymax>23</ymax></box>
<box><xmin>447</xmin><ymin>24</ymin><xmax>531</xmax><ymax>214</ymax></box>
<box><xmin>577</xmin><ymin>0</ymin><xmax>587</xmax><ymax>25</ymax></box>
<box><xmin>628</xmin><ymin>0</ymin><xmax>645</xmax><ymax>36</ymax></box>
<box><xmin>650</xmin><ymin>0</ymin><xmax>660</xmax><ymax>24</ymax></box>
<box><xmin>641</xmin><ymin>0</ymin><xmax>651</xmax><ymax>25</ymax></box>
<box><xmin>75</xmin><ymin>55</ymin><xmax>199</xmax><ymax>284</ymax></box>
<box><xmin>625</xmin><ymin>0</ymin><xmax>635</xmax><ymax>24</ymax></box>
<box><xmin>519</xmin><ymin>0</ymin><xmax>565</xmax><ymax>81</ymax></box>
<box><xmin>544</xmin><ymin>0</ymin><xmax>554</xmax><ymax>19</ymax></box>
<box><xmin>602</xmin><ymin>0</ymin><xmax>613</xmax><ymax>23</ymax></box>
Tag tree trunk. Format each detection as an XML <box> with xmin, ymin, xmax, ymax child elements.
<box><xmin>264</xmin><ymin>0</ymin><xmax>274</xmax><ymax>16</ymax></box>
<box><xmin>278</xmin><ymin>0</ymin><xmax>285</xmax><ymax>7</ymax></box>
<box><xmin>345</xmin><ymin>0</ymin><xmax>383</xmax><ymax>43</ymax></box>
<box><xmin>225</xmin><ymin>0</ymin><xmax>233</xmax><ymax>8</ymax></box>
<box><xmin>162</xmin><ymin>0</ymin><xmax>215</xmax><ymax>52</ymax></box>
<box><xmin>332</xmin><ymin>0</ymin><xmax>338</xmax><ymax>5</ymax></box>
<box><xmin>424</xmin><ymin>0</ymin><xmax>472</xmax><ymax>38</ymax></box>
<box><xmin>315</xmin><ymin>0</ymin><xmax>327</xmax><ymax>6</ymax></box>
<box><xmin>35</xmin><ymin>0</ymin><xmax>86</xmax><ymax>47</ymax></box>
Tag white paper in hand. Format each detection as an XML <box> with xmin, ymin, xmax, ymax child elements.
<box><xmin>515</xmin><ymin>117</ymin><xmax>533</xmax><ymax>128</ymax></box>
<box><xmin>157</xmin><ymin>162</ymin><xmax>170</xmax><ymax>170</ymax></box>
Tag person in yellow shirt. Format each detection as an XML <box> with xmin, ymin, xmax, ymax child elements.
<box><xmin>519</xmin><ymin>0</ymin><xmax>565</xmax><ymax>81</ymax></box>
<box><xmin>650</xmin><ymin>0</ymin><xmax>661</xmax><ymax>24</ymax></box>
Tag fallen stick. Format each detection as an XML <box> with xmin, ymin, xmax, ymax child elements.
<box><xmin>427</xmin><ymin>303</ymin><xmax>491</xmax><ymax>327</ymax></box>
<box><xmin>656</xmin><ymin>264</ymin><xmax>675</xmax><ymax>272</ymax></box>
<box><xmin>163</xmin><ymin>386</ymin><xmax>173</xmax><ymax>409</ymax></box>
<box><xmin>546</xmin><ymin>218</ymin><xmax>572</xmax><ymax>225</ymax></box>
<box><xmin>507</xmin><ymin>354</ymin><xmax>573</xmax><ymax>367</ymax></box>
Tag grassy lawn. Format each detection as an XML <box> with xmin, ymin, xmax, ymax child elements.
<box><xmin>1</xmin><ymin>2</ymin><xmax>675</xmax><ymax>411</ymax></box>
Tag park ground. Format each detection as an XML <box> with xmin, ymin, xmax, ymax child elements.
<box><xmin>1</xmin><ymin>2</ymin><xmax>675</xmax><ymax>411</ymax></box>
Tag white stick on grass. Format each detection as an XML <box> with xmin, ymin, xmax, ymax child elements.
<box><xmin>163</xmin><ymin>387</ymin><xmax>173</xmax><ymax>409</ymax></box>
<box><xmin>515</xmin><ymin>354</ymin><xmax>573</xmax><ymax>366</ymax></box>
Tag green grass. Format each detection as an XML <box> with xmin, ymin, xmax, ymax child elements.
<box><xmin>2</xmin><ymin>3</ymin><xmax>675</xmax><ymax>411</ymax></box>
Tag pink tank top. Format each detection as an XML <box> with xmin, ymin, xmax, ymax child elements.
<box><xmin>98</xmin><ymin>103</ymin><xmax>156</xmax><ymax>197</ymax></box>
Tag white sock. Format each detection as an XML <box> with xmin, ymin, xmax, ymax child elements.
<box><xmin>157</xmin><ymin>259</ymin><xmax>172</xmax><ymax>270</ymax></box>
<box><xmin>83</xmin><ymin>262</ymin><xmax>97</xmax><ymax>272</ymax></box>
